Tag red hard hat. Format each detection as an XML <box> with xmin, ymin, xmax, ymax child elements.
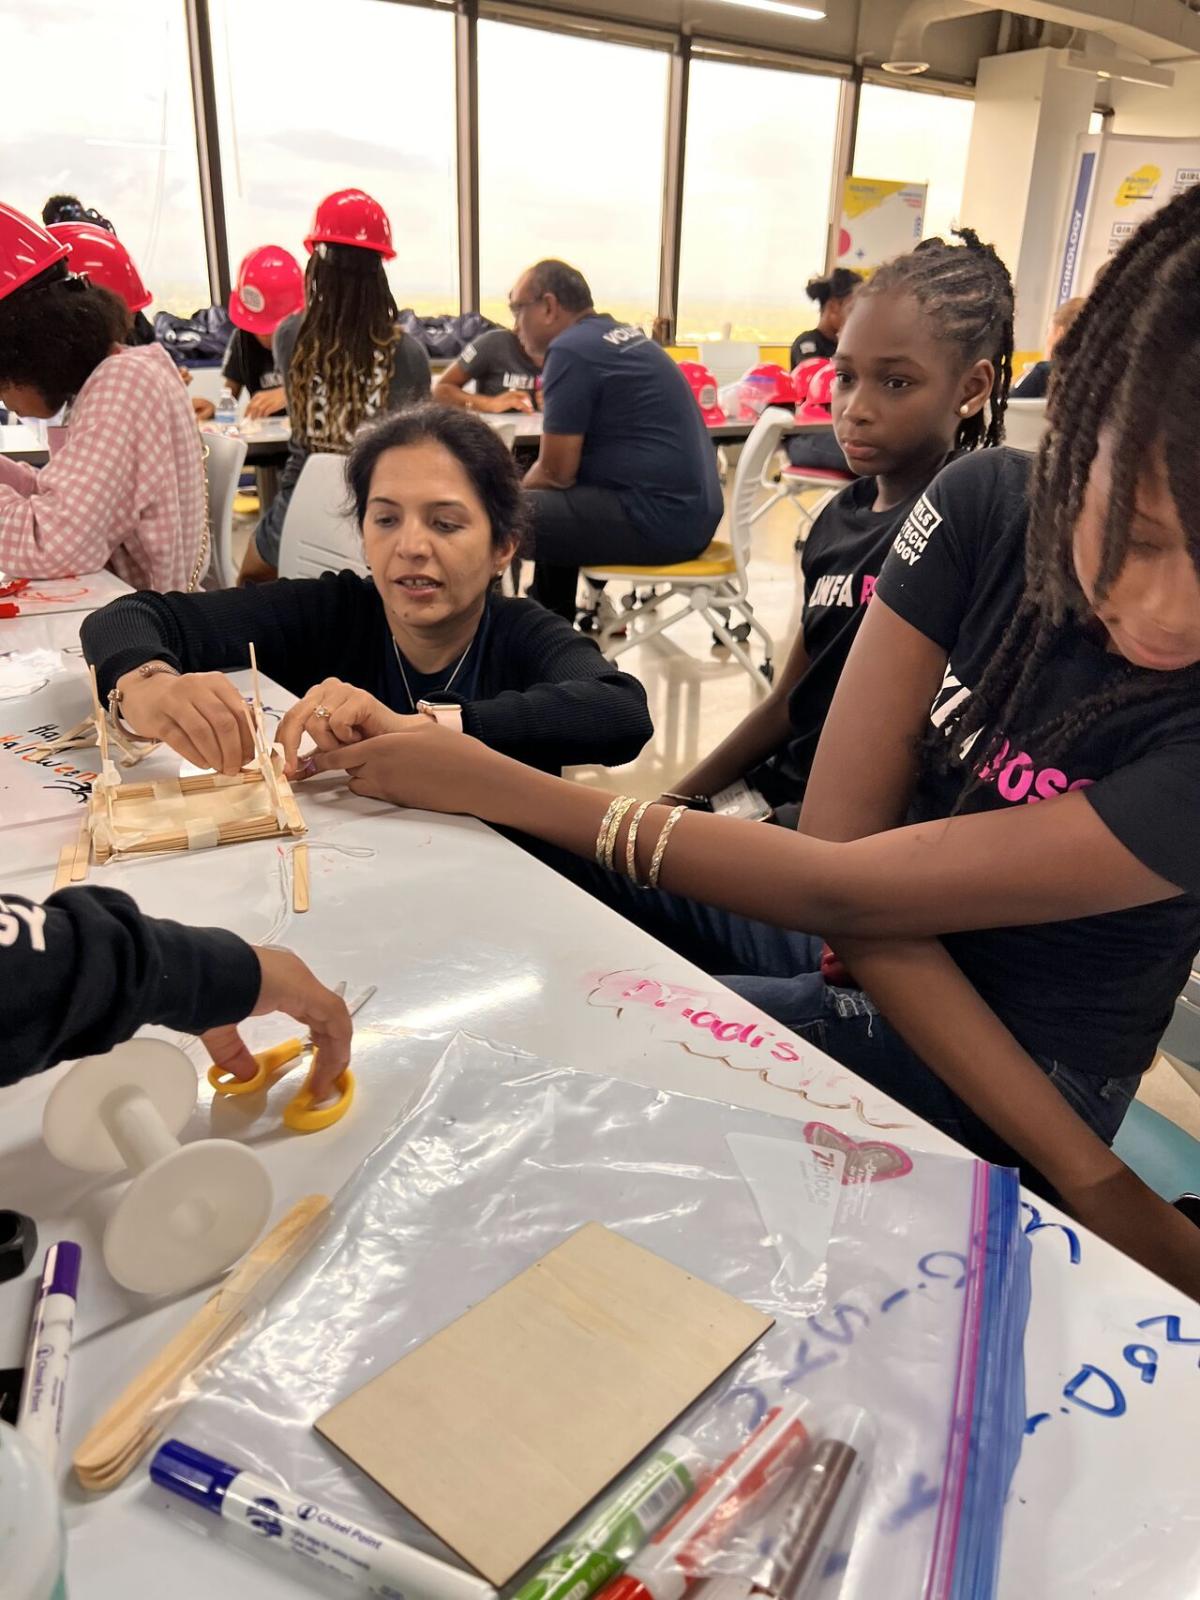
<box><xmin>229</xmin><ymin>244</ymin><xmax>305</xmax><ymax>336</ymax></box>
<box><xmin>796</xmin><ymin>360</ymin><xmax>838</xmax><ymax>423</ymax></box>
<box><xmin>304</xmin><ymin>189</ymin><xmax>395</xmax><ymax>259</ymax></box>
<box><xmin>0</xmin><ymin>202</ymin><xmax>70</xmax><ymax>305</ymax></box>
<box><xmin>677</xmin><ymin>359</ymin><xmax>725</xmax><ymax>425</ymax></box>
<box><xmin>790</xmin><ymin>356</ymin><xmax>827</xmax><ymax>405</ymax></box>
<box><xmin>736</xmin><ymin>363</ymin><xmax>796</xmax><ymax>420</ymax></box>
<box><xmin>47</xmin><ymin>221</ymin><xmax>151</xmax><ymax>312</ymax></box>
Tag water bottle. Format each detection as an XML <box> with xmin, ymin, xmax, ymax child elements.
<box><xmin>214</xmin><ymin>385</ymin><xmax>237</xmax><ymax>431</ymax></box>
<box><xmin>0</xmin><ymin>1421</ymin><xmax>67</xmax><ymax>1598</ymax></box>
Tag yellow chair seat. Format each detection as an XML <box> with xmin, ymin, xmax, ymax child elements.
<box><xmin>588</xmin><ymin>541</ymin><xmax>737</xmax><ymax>580</ymax></box>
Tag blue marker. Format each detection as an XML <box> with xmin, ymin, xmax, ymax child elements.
<box><xmin>151</xmin><ymin>1440</ymin><xmax>498</xmax><ymax>1600</ymax></box>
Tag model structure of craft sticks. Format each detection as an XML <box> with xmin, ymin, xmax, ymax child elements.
<box><xmin>84</xmin><ymin>649</ymin><xmax>306</xmax><ymax>868</ymax></box>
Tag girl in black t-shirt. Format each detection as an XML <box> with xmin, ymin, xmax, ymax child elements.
<box><xmin>303</xmin><ymin>186</ymin><xmax>1200</xmax><ymax>1298</ymax></box>
<box><xmin>677</xmin><ymin>231</ymin><xmax>1013</xmax><ymax>815</ymax></box>
<box><xmin>788</xmin><ymin>268</ymin><xmax>862</xmax><ymax>369</ymax></box>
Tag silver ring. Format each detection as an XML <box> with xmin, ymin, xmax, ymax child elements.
<box><xmin>313</xmin><ymin>704</ymin><xmax>332</xmax><ymax>720</ymax></box>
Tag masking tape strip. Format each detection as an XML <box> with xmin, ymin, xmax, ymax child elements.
<box><xmin>97</xmin><ymin>759</ymin><xmax>123</xmax><ymax>791</ymax></box>
<box><xmin>185</xmin><ymin>818</ymin><xmax>220</xmax><ymax>851</ymax></box>
<box><xmin>212</xmin><ymin>774</ymin><xmax>243</xmax><ymax>788</ymax></box>
<box><xmin>153</xmin><ymin>780</ymin><xmax>183</xmax><ymax>800</ymax></box>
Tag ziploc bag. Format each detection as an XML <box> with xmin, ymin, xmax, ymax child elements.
<box><xmin>169</xmin><ymin>1033</ymin><xmax>1030</xmax><ymax>1600</ymax></box>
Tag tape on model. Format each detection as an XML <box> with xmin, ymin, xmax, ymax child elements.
<box><xmin>153</xmin><ymin>779</ymin><xmax>183</xmax><ymax>800</ymax></box>
<box><xmin>0</xmin><ymin>1209</ymin><xmax>37</xmax><ymax>1284</ymax></box>
<box><xmin>185</xmin><ymin>817</ymin><xmax>221</xmax><ymax>851</ymax></box>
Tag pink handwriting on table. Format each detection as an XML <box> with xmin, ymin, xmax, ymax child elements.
<box><xmin>584</xmin><ymin>968</ymin><xmax>911</xmax><ymax>1130</ymax></box>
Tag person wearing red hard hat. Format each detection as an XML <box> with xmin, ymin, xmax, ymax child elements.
<box><xmin>239</xmin><ymin>188</ymin><xmax>429</xmax><ymax>584</ymax></box>
<box><xmin>206</xmin><ymin>244</ymin><xmax>307</xmax><ymax>425</ymax></box>
<box><xmin>0</xmin><ymin>200</ymin><xmax>206</xmax><ymax>591</ymax></box>
<box><xmin>46</xmin><ymin>220</ymin><xmax>157</xmax><ymax>347</ymax></box>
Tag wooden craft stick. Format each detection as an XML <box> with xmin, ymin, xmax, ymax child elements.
<box><xmin>88</xmin><ymin>663</ymin><xmax>116</xmax><ymax>835</ymax></box>
<box><xmin>248</xmin><ymin>640</ymin><xmax>264</xmax><ymax>730</ymax></box>
<box><xmin>292</xmin><ymin>842</ymin><xmax>310</xmax><ymax>912</ymax></box>
<box><xmin>52</xmin><ymin>841</ymin><xmax>75</xmax><ymax>894</ymax></box>
<box><xmin>70</xmin><ymin>817</ymin><xmax>91</xmax><ymax>881</ymax></box>
<box><xmin>73</xmin><ymin>1195</ymin><xmax>330</xmax><ymax>1492</ymax></box>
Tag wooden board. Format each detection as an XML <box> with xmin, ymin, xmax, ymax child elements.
<box><xmin>315</xmin><ymin>1222</ymin><xmax>772</xmax><ymax>1585</ymax></box>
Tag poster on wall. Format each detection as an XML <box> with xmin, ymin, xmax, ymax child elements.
<box><xmin>836</xmin><ymin>177</ymin><xmax>927</xmax><ymax>276</ymax></box>
<box><xmin>1055</xmin><ymin>133</ymin><xmax>1200</xmax><ymax>305</ymax></box>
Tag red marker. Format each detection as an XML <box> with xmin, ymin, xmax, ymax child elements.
<box><xmin>595</xmin><ymin>1406</ymin><xmax>811</xmax><ymax>1600</ymax></box>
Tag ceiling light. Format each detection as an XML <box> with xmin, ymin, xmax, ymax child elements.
<box><xmin>882</xmin><ymin>58</ymin><xmax>931</xmax><ymax>73</ymax></box>
<box><xmin>708</xmin><ymin>0</ymin><xmax>827</xmax><ymax>21</ymax></box>
<box><xmin>1060</xmin><ymin>49</ymin><xmax>1174</xmax><ymax>89</ymax></box>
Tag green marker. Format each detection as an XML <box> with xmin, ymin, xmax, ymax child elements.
<box><xmin>512</xmin><ymin>1434</ymin><xmax>703</xmax><ymax>1600</ymax></box>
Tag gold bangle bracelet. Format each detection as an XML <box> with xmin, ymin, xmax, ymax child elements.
<box><xmin>647</xmin><ymin>804</ymin><xmax>687</xmax><ymax>890</ymax></box>
<box><xmin>595</xmin><ymin>796</ymin><xmax>626</xmax><ymax>866</ymax></box>
<box><xmin>624</xmin><ymin>800</ymin><xmax>653</xmax><ymax>887</ymax></box>
<box><xmin>602</xmin><ymin>796</ymin><xmax>637</xmax><ymax>872</ymax></box>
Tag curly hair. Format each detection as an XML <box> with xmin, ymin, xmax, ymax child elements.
<box><xmin>0</xmin><ymin>263</ymin><xmax>124</xmax><ymax>412</ymax></box>
<box><xmin>857</xmin><ymin>228</ymin><xmax>1014</xmax><ymax>451</ymax></box>
<box><xmin>927</xmin><ymin>185</ymin><xmax>1200</xmax><ymax>803</ymax></box>
<box><xmin>346</xmin><ymin>403</ymin><xmax>530</xmax><ymax>555</ymax></box>
<box><xmin>288</xmin><ymin>243</ymin><xmax>400</xmax><ymax>453</ymax></box>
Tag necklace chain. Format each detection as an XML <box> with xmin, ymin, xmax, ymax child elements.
<box><xmin>392</xmin><ymin>633</ymin><xmax>475</xmax><ymax>713</ymax></box>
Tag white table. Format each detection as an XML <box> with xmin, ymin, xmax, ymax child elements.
<box><xmin>0</xmin><ymin>634</ymin><xmax>1197</xmax><ymax>1599</ymax></box>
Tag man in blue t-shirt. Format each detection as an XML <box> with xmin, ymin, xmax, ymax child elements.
<box><xmin>511</xmin><ymin>259</ymin><xmax>723</xmax><ymax>620</ymax></box>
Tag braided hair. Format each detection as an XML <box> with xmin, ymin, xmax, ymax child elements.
<box><xmin>858</xmin><ymin>228</ymin><xmax>1014</xmax><ymax>452</ymax></box>
<box><xmin>288</xmin><ymin>243</ymin><xmax>400</xmax><ymax>453</ymax></box>
<box><xmin>928</xmin><ymin>184</ymin><xmax>1200</xmax><ymax>802</ymax></box>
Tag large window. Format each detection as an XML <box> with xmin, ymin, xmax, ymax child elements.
<box><xmin>477</xmin><ymin>22</ymin><xmax>669</xmax><ymax>329</ymax></box>
<box><xmin>1</xmin><ymin>0</ymin><xmax>208</xmax><ymax>315</ymax></box>
<box><xmin>853</xmin><ymin>83</ymin><xmax>974</xmax><ymax>246</ymax></box>
<box><xmin>209</xmin><ymin>0</ymin><xmax>458</xmax><ymax>316</ymax></box>
<box><xmin>677</xmin><ymin>59</ymin><xmax>842</xmax><ymax>344</ymax></box>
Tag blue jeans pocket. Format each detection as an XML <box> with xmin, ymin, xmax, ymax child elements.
<box><xmin>1042</xmin><ymin>1060</ymin><xmax>1141</xmax><ymax>1145</ymax></box>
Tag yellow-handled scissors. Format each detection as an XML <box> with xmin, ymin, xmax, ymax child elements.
<box><xmin>207</xmin><ymin>983</ymin><xmax>376</xmax><ymax>1133</ymax></box>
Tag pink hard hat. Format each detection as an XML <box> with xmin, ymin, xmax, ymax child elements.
<box><xmin>796</xmin><ymin>360</ymin><xmax>837</xmax><ymax>424</ymax></box>
<box><xmin>305</xmin><ymin>189</ymin><xmax>395</xmax><ymax>259</ymax></box>
<box><xmin>736</xmin><ymin>363</ymin><xmax>796</xmax><ymax>421</ymax></box>
<box><xmin>790</xmin><ymin>356</ymin><xmax>828</xmax><ymax>406</ymax></box>
<box><xmin>229</xmin><ymin>244</ymin><xmax>305</xmax><ymax>336</ymax></box>
<box><xmin>48</xmin><ymin>221</ymin><xmax>151</xmax><ymax>312</ymax></box>
<box><xmin>0</xmin><ymin>202</ymin><xmax>70</xmax><ymax>305</ymax></box>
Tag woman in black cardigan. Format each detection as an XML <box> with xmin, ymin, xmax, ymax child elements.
<box><xmin>82</xmin><ymin>406</ymin><xmax>652</xmax><ymax>778</ymax></box>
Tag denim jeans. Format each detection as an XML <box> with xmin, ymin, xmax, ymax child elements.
<box><xmin>516</xmin><ymin>835</ymin><xmax>1141</xmax><ymax>1192</ymax></box>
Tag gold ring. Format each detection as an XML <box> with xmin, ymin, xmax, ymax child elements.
<box><xmin>314</xmin><ymin>705</ymin><xmax>332</xmax><ymax>720</ymax></box>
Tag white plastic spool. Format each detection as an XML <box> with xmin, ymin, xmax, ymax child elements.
<box><xmin>42</xmin><ymin>1040</ymin><xmax>273</xmax><ymax>1295</ymax></box>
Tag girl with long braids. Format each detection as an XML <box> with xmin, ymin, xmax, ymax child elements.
<box><xmin>304</xmin><ymin>183</ymin><xmax>1200</xmax><ymax>1297</ymax></box>
<box><xmin>675</xmin><ymin>229</ymin><xmax>1013</xmax><ymax>815</ymax></box>
<box><xmin>240</xmin><ymin>189</ymin><xmax>431</xmax><ymax>582</ymax></box>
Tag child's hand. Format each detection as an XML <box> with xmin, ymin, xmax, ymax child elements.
<box><xmin>246</xmin><ymin>387</ymin><xmax>286</xmax><ymax>419</ymax></box>
<box><xmin>202</xmin><ymin>947</ymin><xmax>352</xmax><ymax>1099</ymax></box>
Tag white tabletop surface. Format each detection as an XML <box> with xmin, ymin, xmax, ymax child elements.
<box><xmin>0</xmin><ymin>614</ymin><xmax>1197</xmax><ymax>1599</ymax></box>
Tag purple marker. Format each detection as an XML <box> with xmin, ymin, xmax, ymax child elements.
<box><xmin>16</xmin><ymin>1242</ymin><xmax>81</xmax><ymax>1472</ymax></box>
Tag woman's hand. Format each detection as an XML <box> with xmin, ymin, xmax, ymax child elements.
<box><xmin>277</xmin><ymin>679</ymin><xmax>414</xmax><ymax>776</ymax></box>
<box><xmin>192</xmin><ymin>397</ymin><xmax>216</xmax><ymax>422</ymax></box>
<box><xmin>201</xmin><ymin>946</ymin><xmax>352</xmax><ymax>1099</ymax></box>
<box><xmin>310</xmin><ymin>721</ymin><xmax>508</xmax><ymax>812</ymax></box>
<box><xmin>246</xmin><ymin>386</ymin><xmax>286</xmax><ymax>420</ymax></box>
<box><xmin>115</xmin><ymin>666</ymin><xmax>254</xmax><ymax>774</ymax></box>
<box><xmin>1060</xmin><ymin>1163</ymin><xmax>1200</xmax><ymax>1303</ymax></box>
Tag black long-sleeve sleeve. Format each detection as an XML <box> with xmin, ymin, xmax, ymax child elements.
<box><xmin>82</xmin><ymin>576</ymin><xmax>652</xmax><ymax>772</ymax></box>
<box><xmin>460</xmin><ymin>603</ymin><xmax>652</xmax><ymax>769</ymax></box>
<box><xmin>0</xmin><ymin>888</ymin><xmax>261</xmax><ymax>1086</ymax></box>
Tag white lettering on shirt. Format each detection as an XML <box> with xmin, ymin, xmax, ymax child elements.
<box><xmin>601</xmin><ymin>326</ymin><xmax>647</xmax><ymax>348</ymax></box>
<box><xmin>0</xmin><ymin>898</ymin><xmax>47</xmax><ymax>952</ymax></box>
<box><xmin>892</xmin><ymin>494</ymin><xmax>942</xmax><ymax>566</ymax></box>
<box><xmin>807</xmin><ymin>573</ymin><xmax>858</xmax><ymax>609</ymax></box>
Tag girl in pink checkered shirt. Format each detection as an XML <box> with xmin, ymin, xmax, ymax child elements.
<box><xmin>0</xmin><ymin>201</ymin><xmax>206</xmax><ymax>592</ymax></box>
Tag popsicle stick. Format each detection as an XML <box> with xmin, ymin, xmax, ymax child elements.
<box><xmin>52</xmin><ymin>841</ymin><xmax>75</xmax><ymax>893</ymax></box>
<box><xmin>73</xmin><ymin>1194</ymin><xmax>330</xmax><ymax>1491</ymax></box>
<box><xmin>292</xmin><ymin>842</ymin><xmax>310</xmax><ymax>912</ymax></box>
<box><xmin>69</xmin><ymin>817</ymin><xmax>91</xmax><ymax>881</ymax></box>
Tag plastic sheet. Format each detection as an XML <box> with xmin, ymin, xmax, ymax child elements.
<box><xmin>169</xmin><ymin>1033</ymin><xmax>1029</xmax><ymax>1600</ymax></box>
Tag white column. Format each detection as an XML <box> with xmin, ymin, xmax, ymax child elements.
<box><xmin>960</xmin><ymin>48</ymin><xmax>1097</xmax><ymax>355</ymax></box>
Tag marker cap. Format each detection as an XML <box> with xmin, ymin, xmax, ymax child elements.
<box><xmin>151</xmin><ymin>1439</ymin><xmax>239</xmax><ymax>1514</ymax></box>
<box><xmin>44</xmin><ymin>1241</ymin><xmax>81</xmax><ymax>1300</ymax></box>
